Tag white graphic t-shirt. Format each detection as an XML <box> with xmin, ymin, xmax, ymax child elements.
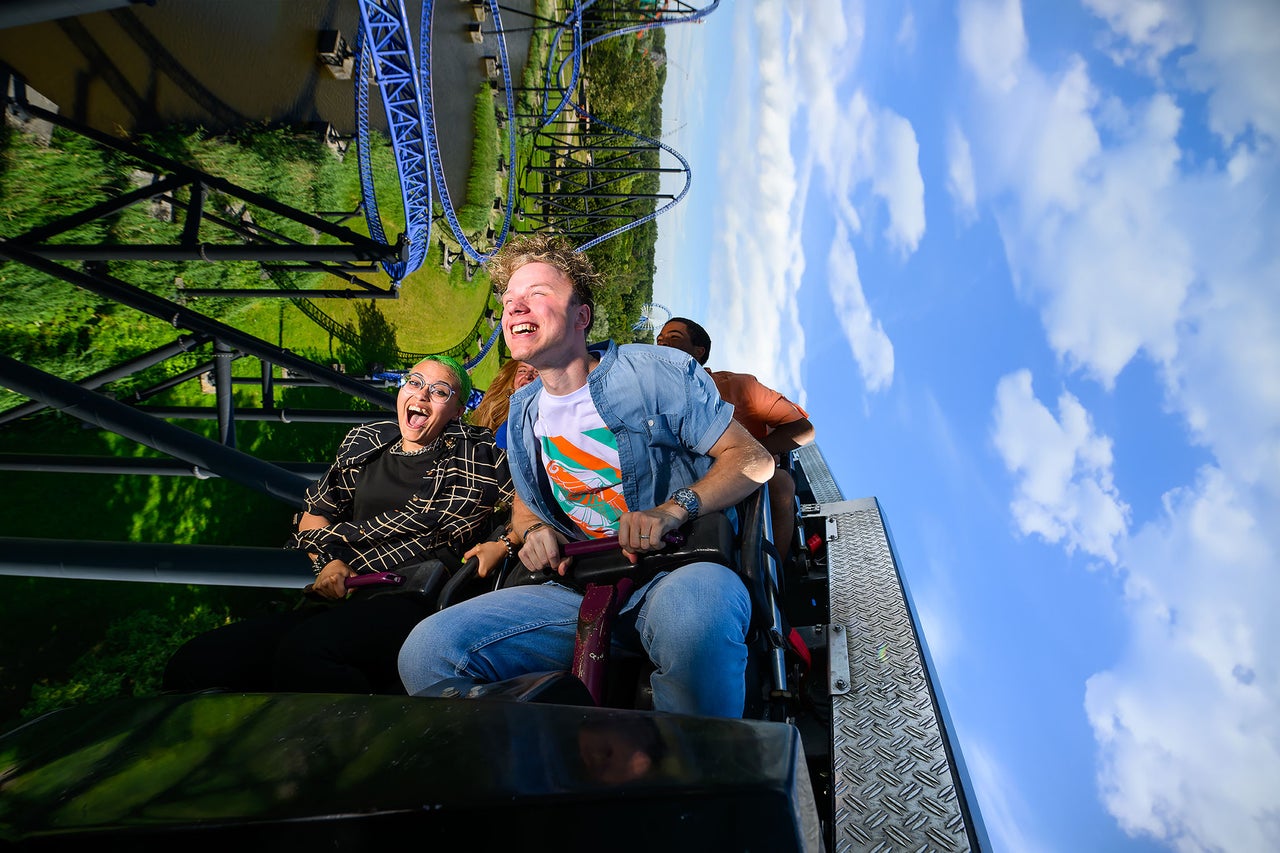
<box><xmin>533</xmin><ymin>383</ymin><xmax>629</xmax><ymax>538</ymax></box>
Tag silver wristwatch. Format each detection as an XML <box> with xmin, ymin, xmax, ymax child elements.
<box><xmin>670</xmin><ymin>487</ymin><xmax>701</xmax><ymax>521</ymax></box>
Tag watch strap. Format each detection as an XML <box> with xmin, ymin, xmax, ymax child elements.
<box><xmin>671</xmin><ymin>487</ymin><xmax>701</xmax><ymax>520</ymax></box>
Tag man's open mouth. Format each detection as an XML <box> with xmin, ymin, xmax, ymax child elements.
<box><xmin>406</xmin><ymin>404</ymin><xmax>429</xmax><ymax>430</ymax></box>
<box><xmin>510</xmin><ymin>322</ymin><xmax>537</xmax><ymax>336</ymax></box>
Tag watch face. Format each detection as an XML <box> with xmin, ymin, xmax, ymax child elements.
<box><xmin>674</xmin><ymin>488</ymin><xmax>700</xmax><ymax>517</ymax></box>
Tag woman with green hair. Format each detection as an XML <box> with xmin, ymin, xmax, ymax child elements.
<box><xmin>164</xmin><ymin>355</ymin><xmax>512</xmax><ymax>695</ymax></box>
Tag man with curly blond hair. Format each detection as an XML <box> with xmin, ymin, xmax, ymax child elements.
<box><xmin>400</xmin><ymin>234</ymin><xmax>774</xmax><ymax>717</ymax></box>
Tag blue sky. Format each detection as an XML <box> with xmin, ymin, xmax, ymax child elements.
<box><xmin>652</xmin><ymin>2</ymin><xmax>1279</xmax><ymax>851</ymax></box>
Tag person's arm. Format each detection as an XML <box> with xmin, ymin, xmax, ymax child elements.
<box><xmin>745</xmin><ymin>381</ymin><xmax>814</xmax><ymax>458</ymax></box>
<box><xmin>296</xmin><ymin>511</ymin><xmax>356</xmax><ymax>600</ymax></box>
<box><xmin>299</xmin><ymin>446</ymin><xmax>359</xmax><ymax>601</ymax></box>
<box><xmin>297</xmin><ymin>511</ymin><xmax>328</xmax><ymax>534</ymax></box>
<box><xmin>300</xmin><ymin>425</ymin><xmax>367</xmax><ymax>521</ymax></box>
<box><xmin>760</xmin><ymin>416</ymin><xmax>815</xmax><ymax>457</ymax></box>
<box><xmin>515</xmin><ymin>421</ymin><xmax>775</xmax><ymax>572</ymax></box>
<box><xmin>616</xmin><ymin>419</ymin><xmax>773</xmax><ymax>557</ymax></box>
<box><xmin>299</xmin><ymin>439</ymin><xmax>511</xmax><ymax>573</ymax></box>
<box><xmin>289</xmin><ymin>425</ymin><xmax>366</xmax><ymax>580</ymax></box>
<box><xmin>506</xmin><ymin>492</ymin><xmax>572</xmax><ymax>576</ymax></box>
<box><xmin>465</xmin><ymin>540</ymin><xmax>509</xmax><ymax>579</ymax></box>
<box><xmin>465</xmin><ymin>491</ymin><xmax>540</xmax><ymax>580</ymax></box>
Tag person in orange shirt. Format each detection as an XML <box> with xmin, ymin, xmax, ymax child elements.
<box><xmin>656</xmin><ymin>318</ymin><xmax>815</xmax><ymax>559</ymax></box>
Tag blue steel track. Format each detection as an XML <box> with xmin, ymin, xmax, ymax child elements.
<box><xmin>351</xmin><ymin>0</ymin><xmax>716</xmax><ymax>367</ymax></box>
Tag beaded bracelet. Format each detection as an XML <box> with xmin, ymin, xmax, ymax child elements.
<box><xmin>310</xmin><ymin>551</ymin><xmax>333</xmax><ymax>575</ymax></box>
<box><xmin>498</xmin><ymin>531</ymin><xmax>517</xmax><ymax>561</ymax></box>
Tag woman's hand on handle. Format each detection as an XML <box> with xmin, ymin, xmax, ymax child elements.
<box><xmin>464</xmin><ymin>540</ymin><xmax>509</xmax><ymax>579</ymax></box>
<box><xmin>312</xmin><ymin>559</ymin><xmax>355</xmax><ymax>599</ymax></box>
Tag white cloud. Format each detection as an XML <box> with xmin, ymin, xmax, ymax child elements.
<box><xmin>961</xmin><ymin>2</ymin><xmax>1280</xmax><ymax>848</ymax></box>
<box><xmin>964</xmin><ymin>739</ymin><xmax>1054</xmax><ymax>853</ymax></box>
<box><xmin>1164</xmin><ymin>155</ymin><xmax>1280</xmax><ymax>491</ymax></box>
<box><xmin>957</xmin><ymin>0</ymin><xmax>1027</xmax><ymax>92</ymax></box>
<box><xmin>992</xmin><ymin>370</ymin><xmax>1130</xmax><ymax>564</ymax></box>
<box><xmin>708</xmin><ymin>0</ymin><xmax>806</xmax><ymax>396</ymax></box>
<box><xmin>869</xmin><ymin>106</ymin><xmax>926</xmax><ymax>253</ymax></box>
<box><xmin>1086</xmin><ymin>467</ymin><xmax>1280</xmax><ymax>852</ymax></box>
<box><xmin>1187</xmin><ymin>1</ymin><xmax>1280</xmax><ymax>144</ymax></box>
<box><xmin>897</xmin><ymin>7</ymin><xmax>917</xmax><ymax>53</ymax></box>
<box><xmin>834</xmin><ymin>91</ymin><xmax>927</xmax><ymax>254</ymax></box>
<box><xmin>705</xmin><ymin>0</ymin><xmax>917</xmax><ymax>398</ymax></box>
<box><xmin>1082</xmin><ymin>0</ymin><xmax>1194</xmax><ymax>74</ymax></box>
<box><xmin>946</xmin><ymin>122</ymin><xmax>978</xmax><ymax>222</ymax></box>
<box><xmin>1022</xmin><ymin>58</ymin><xmax>1102</xmax><ymax>213</ymax></box>
<box><xmin>960</xmin><ymin>4</ymin><xmax>1192</xmax><ymax>387</ymax></box>
<box><xmin>969</xmin><ymin>53</ymin><xmax>1102</xmax><ymax>216</ymax></box>
<box><xmin>1030</xmin><ymin>91</ymin><xmax>1191</xmax><ymax>384</ymax></box>
<box><xmin>1084</xmin><ymin>0</ymin><xmax>1280</xmax><ymax>144</ymax></box>
<box><xmin>827</xmin><ymin>223</ymin><xmax>894</xmax><ymax>392</ymax></box>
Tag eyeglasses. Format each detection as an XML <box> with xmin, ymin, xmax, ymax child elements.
<box><xmin>400</xmin><ymin>373</ymin><xmax>456</xmax><ymax>402</ymax></box>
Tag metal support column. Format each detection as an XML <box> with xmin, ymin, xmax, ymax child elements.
<box><xmin>213</xmin><ymin>341</ymin><xmax>236</xmax><ymax>447</ymax></box>
<box><xmin>261</xmin><ymin>359</ymin><xmax>275</xmax><ymax>411</ymax></box>
<box><xmin>182</xmin><ymin>181</ymin><xmax>206</xmax><ymax>246</ymax></box>
<box><xmin>0</xmin><ymin>242</ymin><xmax>395</xmax><ymax>411</ymax></box>
<box><xmin>0</xmin><ymin>538</ymin><xmax>314</xmax><ymax>589</ymax></box>
<box><xmin>0</xmin><ymin>355</ymin><xmax>311</xmax><ymax>507</ymax></box>
<box><xmin>0</xmin><ymin>333</ymin><xmax>209</xmax><ymax>426</ymax></box>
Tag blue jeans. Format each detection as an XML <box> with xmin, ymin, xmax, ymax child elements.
<box><xmin>398</xmin><ymin>562</ymin><xmax>751</xmax><ymax>717</ymax></box>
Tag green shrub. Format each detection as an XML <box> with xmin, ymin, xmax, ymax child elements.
<box><xmin>457</xmin><ymin>86</ymin><xmax>501</xmax><ymax>234</ymax></box>
<box><xmin>23</xmin><ymin>595</ymin><xmax>237</xmax><ymax>719</ymax></box>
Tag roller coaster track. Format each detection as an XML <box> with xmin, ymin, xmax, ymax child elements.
<box><xmin>353</xmin><ymin>0</ymin><xmax>714</xmax><ymax>277</ymax></box>
<box><xmin>354</xmin><ymin>1</ymin><xmax>430</xmax><ymax>282</ymax></box>
<box><xmin>511</xmin><ymin>1</ymin><xmax>712</xmax><ymax>251</ymax></box>
<box><xmin>550</xmin><ymin>3</ymin><xmax>713</xmax><ymax>250</ymax></box>
<box><xmin>273</xmin><ymin>267</ymin><xmax>496</xmax><ymax>369</ymax></box>
<box><xmin>337</xmin><ymin>0</ymin><xmax>715</xmax><ymax>369</ymax></box>
<box><xmin>419</xmin><ymin>0</ymin><xmax>518</xmax><ymax>264</ymax></box>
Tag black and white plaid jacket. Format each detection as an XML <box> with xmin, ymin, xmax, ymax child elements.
<box><xmin>288</xmin><ymin>420</ymin><xmax>512</xmax><ymax>573</ymax></box>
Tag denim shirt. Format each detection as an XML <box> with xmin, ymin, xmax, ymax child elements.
<box><xmin>507</xmin><ymin>340</ymin><xmax>735</xmax><ymax>539</ymax></box>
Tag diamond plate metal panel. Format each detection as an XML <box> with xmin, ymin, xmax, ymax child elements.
<box><xmin>796</xmin><ymin>444</ymin><xmax>843</xmax><ymax>503</ymax></box>
<box><xmin>828</xmin><ymin>509</ymin><xmax>971</xmax><ymax>852</ymax></box>
<box><xmin>796</xmin><ymin>445</ymin><xmax>973</xmax><ymax>852</ymax></box>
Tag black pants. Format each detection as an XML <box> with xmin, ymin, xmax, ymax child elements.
<box><xmin>162</xmin><ymin>593</ymin><xmax>435</xmax><ymax>695</ymax></box>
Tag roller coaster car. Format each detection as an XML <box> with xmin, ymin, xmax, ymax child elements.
<box><xmin>0</xmin><ymin>449</ymin><xmax>982</xmax><ymax>851</ymax></box>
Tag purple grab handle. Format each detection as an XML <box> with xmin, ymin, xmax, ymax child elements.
<box><xmin>344</xmin><ymin>571</ymin><xmax>404</xmax><ymax>589</ymax></box>
<box><xmin>561</xmin><ymin>530</ymin><xmax>686</xmax><ymax>557</ymax></box>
